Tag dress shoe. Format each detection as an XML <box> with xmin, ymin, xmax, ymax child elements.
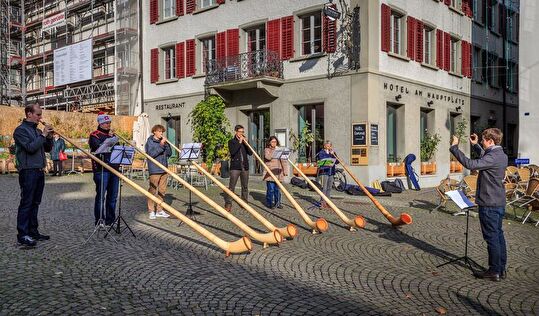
<box><xmin>224</xmin><ymin>205</ymin><xmax>232</xmax><ymax>212</ymax></box>
<box><xmin>30</xmin><ymin>233</ymin><xmax>50</xmax><ymax>241</ymax></box>
<box><xmin>18</xmin><ymin>235</ymin><xmax>37</xmax><ymax>247</ymax></box>
<box><xmin>473</xmin><ymin>270</ymin><xmax>500</xmax><ymax>282</ymax></box>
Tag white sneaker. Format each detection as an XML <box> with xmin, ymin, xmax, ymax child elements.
<box><xmin>155</xmin><ymin>210</ymin><xmax>170</xmax><ymax>218</ymax></box>
<box><xmin>149</xmin><ymin>212</ymin><xmax>156</xmax><ymax>220</ymax></box>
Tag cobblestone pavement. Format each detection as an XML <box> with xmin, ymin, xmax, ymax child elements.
<box><xmin>0</xmin><ymin>173</ymin><xmax>538</xmax><ymax>315</ymax></box>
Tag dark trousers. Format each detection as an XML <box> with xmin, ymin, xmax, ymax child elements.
<box><xmin>478</xmin><ymin>206</ymin><xmax>507</xmax><ymax>273</ymax></box>
<box><xmin>52</xmin><ymin>160</ymin><xmax>62</xmax><ymax>175</ymax></box>
<box><xmin>224</xmin><ymin>169</ymin><xmax>249</xmax><ymax>206</ymax></box>
<box><xmin>17</xmin><ymin>169</ymin><xmax>45</xmax><ymax>238</ymax></box>
<box><xmin>265</xmin><ymin>181</ymin><xmax>281</xmax><ymax>207</ymax></box>
<box><xmin>93</xmin><ymin>170</ymin><xmax>119</xmax><ymax>225</ymax></box>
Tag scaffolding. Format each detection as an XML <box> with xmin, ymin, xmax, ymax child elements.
<box><xmin>0</xmin><ymin>0</ymin><xmax>139</xmax><ymax>114</ymax></box>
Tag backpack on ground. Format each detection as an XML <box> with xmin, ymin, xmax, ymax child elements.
<box><xmin>381</xmin><ymin>180</ymin><xmax>403</xmax><ymax>193</ymax></box>
<box><xmin>394</xmin><ymin>178</ymin><xmax>407</xmax><ymax>191</ymax></box>
<box><xmin>290</xmin><ymin>177</ymin><xmax>309</xmax><ymax>189</ymax></box>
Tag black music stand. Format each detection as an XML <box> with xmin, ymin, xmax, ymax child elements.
<box><xmin>436</xmin><ymin>190</ymin><xmax>481</xmax><ymax>273</ymax></box>
<box><xmin>178</xmin><ymin>143</ymin><xmax>202</xmax><ymax>225</ymax></box>
<box><xmin>106</xmin><ymin>145</ymin><xmax>136</xmax><ymax>238</ymax></box>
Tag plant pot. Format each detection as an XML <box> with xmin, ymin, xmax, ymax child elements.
<box><xmin>220</xmin><ymin>160</ymin><xmax>230</xmax><ymax>178</ymax></box>
<box><xmin>393</xmin><ymin>163</ymin><xmax>405</xmax><ymax>176</ymax></box>
<box><xmin>386</xmin><ymin>163</ymin><xmax>394</xmax><ymax>177</ymax></box>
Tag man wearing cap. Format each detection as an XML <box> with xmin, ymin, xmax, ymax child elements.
<box><xmin>89</xmin><ymin>112</ymin><xmax>119</xmax><ymax>226</ymax></box>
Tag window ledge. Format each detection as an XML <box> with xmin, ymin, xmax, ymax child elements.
<box><xmin>192</xmin><ymin>73</ymin><xmax>206</xmax><ymax>79</ymax></box>
<box><xmin>449</xmin><ymin>6</ymin><xmax>464</xmax><ymax>16</ymax></box>
<box><xmin>473</xmin><ymin>20</ymin><xmax>485</xmax><ymax>27</ymax></box>
<box><xmin>193</xmin><ymin>4</ymin><xmax>219</xmax><ymax>15</ymax></box>
<box><xmin>421</xmin><ymin>62</ymin><xmax>439</xmax><ymax>71</ymax></box>
<box><xmin>488</xmin><ymin>83</ymin><xmax>500</xmax><ymax>89</ymax></box>
<box><xmin>449</xmin><ymin>71</ymin><xmax>463</xmax><ymax>78</ymax></box>
<box><xmin>289</xmin><ymin>52</ymin><xmax>326</xmax><ymax>63</ymax></box>
<box><xmin>156</xmin><ymin>16</ymin><xmax>178</xmax><ymax>25</ymax></box>
<box><xmin>387</xmin><ymin>52</ymin><xmax>411</xmax><ymax>62</ymax></box>
<box><xmin>156</xmin><ymin>78</ymin><xmax>178</xmax><ymax>85</ymax></box>
<box><xmin>489</xmin><ymin>29</ymin><xmax>501</xmax><ymax>37</ymax></box>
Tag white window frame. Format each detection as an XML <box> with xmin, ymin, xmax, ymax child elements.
<box><xmin>162</xmin><ymin>46</ymin><xmax>176</xmax><ymax>80</ymax></box>
<box><xmin>246</xmin><ymin>25</ymin><xmax>266</xmax><ymax>52</ymax></box>
<box><xmin>450</xmin><ymin>0</ymin><xmax>462</xmax><ymax>10</ymax></box>
<box><xmin>200</xmin><ymin>0</ymin><xmax>216</xmax><ymax>9</ymax></box>
<box><xmin>163</xmin><ymin>0</ymin><xmax>176</xmax><ymax>19</ymax></box>
<box><xmin>390</xmin><ymin>11</ymin><xmax>404</xmax><ymax>55</ymax></box>
<box><xmin>450</xmin><ymin>37</ymin><xmax>461</xmax><ymax>74</ymax></box>
<box><xmin>300</xmin><ymin>11</ymin><xmax>322</xmax><ymax>56</ymax></box>
<box><xmin>423</xmin><ymin>25</ymin><xmax>435</xmax><ymax>66</ymax></box>
<box><xmin>200</xmin><ymin>36</ymin><xmax>216</xmax><ymax>73</ymax></box>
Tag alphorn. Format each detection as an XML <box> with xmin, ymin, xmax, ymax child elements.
<box><xmin>43</xmin><ymin>123</ymin><xmax>252</xmax><ymax>256</ymax></box>
<box><xmin>115</xmin><ymin>134</ymin><xmax>282</xmax><ymax>247</ymax></box>
<box><xmin>165</xmin><ymin>140</ymin><xmax>297</xmax><ymax>239</ymax></box>
<box><xmin>242</xmin><ymin>140</ymin><xmax>328</xmax><ymax>233</ymax></box>
<box><xmin>288</xmin><ymin>159</ymin><xmax>366</xmax><ymax>231</ymax></box>
<box><xmin>333</xmin><ymin>153</ymin><xmax>412</xmax><ymax>226</ymax></box>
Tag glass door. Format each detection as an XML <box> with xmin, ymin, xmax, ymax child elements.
<box><xmin>247</xmin><ymin>110</ymin><xmax>270</xmax><ymax>174</ymax></box>
<box><xmin>165</xmin><ymin>115</ymin><xmax>181</xmax><ymax>157</ymax></box>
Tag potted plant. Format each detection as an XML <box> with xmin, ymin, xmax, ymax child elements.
<box><xmin>289</xmin><ymin>121</ymin><xmax>315</xmax><ymax>163</ymax></box>
<box><xmin>420</xmin><ymin>131</ymin><xmax>441</xmax><ymax>175</ymax></box>
<box><xmin>216</xmin><ymin>146</ymin><xmax>230</xmax><ymax>178</ymax></box>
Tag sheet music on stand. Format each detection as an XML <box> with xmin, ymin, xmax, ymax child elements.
<box><xmin>94</xmin><ymin>136</ymin><xmax>119</xmax><ymax>154</ymax></box>
<box><xmin>445</xmin><ymin>190</ymin><xmax>476</xmax><ymax>210</ymax></box>
<box><xmin>317</xmin><ymin>157</ymin><xmax>336</xmax><ymax>167</ymax></box>
<box><xmin>271</xmin><ymin>147</ymin><xmax>291</xmax><ymax>160</ymax></box>
<box><xmin>110</xmin><ymin>145</ymin><xmax>135</xmax><ymax>165</ymax></box>
<box><xmin>180</xmin><ymin>143</ymin><xmax>202</xmax><ymax>160</ymax></box>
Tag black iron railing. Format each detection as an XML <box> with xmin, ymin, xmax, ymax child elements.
<box><xmin>205</xmin><ymin>49</ymin><xmax>283</xmax><ymax>85</ymax></box>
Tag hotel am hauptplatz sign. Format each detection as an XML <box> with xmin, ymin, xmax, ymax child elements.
<box><xmin>383</xmin><ymin>82</ymin><xmax>466</xmax><ymax>106</ymax></box>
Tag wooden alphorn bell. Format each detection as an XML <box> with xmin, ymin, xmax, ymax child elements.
<box><xmin>241</xmin><ymin>140</ymin><xmax>328</xmax><ymax>234</ymax></box>
<box><xmin>288</xmin><ymin>159</ymin><xmax>366</xmax><ymax>231</ymax></box>
<box><xmin>165</xmin><ymin>140</ymin><xmax>297</xmax><ymax>239</ymax></box>
<box><xmin>115</xmin><ymin>133</ymin><xmax>283</xmax><ymax>247</ymax></box>
<box><xmin>42</xmin><ymin>123</ymin><xmax>252</xmax><ymax>256</ymax></box>
<box><xmin>333</xmin><ymin>153</ymin><xmax>412</xmax><ymax>226</ymax></box>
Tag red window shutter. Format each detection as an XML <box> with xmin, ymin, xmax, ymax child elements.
<box><xmin>150</xmin><ymin>0</ymin><xmax>158</xmax><ymax>24</ymax></box>
<box><xmin>281</xmin><ymin>16</ymin><xmax>294</xmax><ymax>60</ymax></box>
<box><xmin>436</xmin><ymin>29</ymin><xmax>443</xmax><ymax>68</ymax></box>
<box><xmin>444</xmin><ymin>32</ymin><xmax>451</xmax><ymax>71</ymax></box>
<box><xmin>176</xmin><ymin>42</ymin><xmax>185</xmax><ymax>78</ymax></box>
<box><xmin>176</xmin><ymin>0</ymin><xmax>184</xmax><ymax>16</ymax></box>
<box><xmin>416</xmin><ymin>20</ymin><xmax>424</xmax><ymax>63</ymax></box>
<box><xmin>323</xmin><ymin>4</ymin><xmax>337</xmax><ymax>53</ymax></box>
<box><xmin>186</xmin><ymin>0</ymin><xmax>195</xmax><ymax>14</ymax></box>
<box><xmin>467</xmin><ymin>41</ymin><xmax>472</xmax><ymax>77</ymax></box>
<box><xmin>150</xmin><ymin>48</ymin><xmax>159</xmax><ymax>83</ymax></box>
<box><xmin>226</xmin><ymin>29</ymin><xmax>239</xmax><ymax>56</ymax></box>
<box><xmin>267</xmin><ymin>19</ymin><xmax>281</xmax><ymax>58</ymax></box>
<box><xmin>381</xmin><ymin>4</ymin><xmax>391</xmax><ymax>52</ymax></box>
<box><xmin>462</xmin><ymin>0</ymin><xmax>472</xmax><ymax>17</ymax></box>
<box><xmin>216</xmin><ymin>31</ymin><xmax>226</xmax><ymax>60</ymax></box>
<box><xmin>217</xmin><ymin>0</ymin><xmax>225</xmax><ymax>4</ymax></box>
<box><xmin>407</xmin><ymin>16</ymin><xmax>416</xmax><ymax>59</ymax></box>
<box><xmin>186</xmin><ymin>39</ymin><xmax>195</xmax><ymax>76</ymax></box>
<box><xmin>444</xmin><ymin>0</ymin><xmax>450</xmax><ymax>5</ymax></box>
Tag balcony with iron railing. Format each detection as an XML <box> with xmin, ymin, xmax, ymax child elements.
<box><xmin>204</xmin><ymin>50</ymin><xmax>283</xmax><ymax>98</ymax></box>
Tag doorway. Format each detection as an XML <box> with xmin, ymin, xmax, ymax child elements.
<box><xmin>247</xmin><ymin>110</ymin><xmax>270</xmax><ymax>174</ymax></box>
<box><xmin>164</xmin><ymin>115</ymin><xmax>181</xmax><ymax>157</ymax></box>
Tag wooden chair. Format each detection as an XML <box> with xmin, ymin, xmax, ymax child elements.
<box><xmin>527</xmin><ymin>164</ymin><xmax>539</xmax><ymax>177</ymax></box>
<box><xmin>434</xmin><ymin>177</ymin><xmax>459</xmax><ymax>212</ymax></box>
<box><xmin>505</xmin><ymin>166</ymin><xmax>519</xmax><ymax>183</ymax></box>
<box><xmin>523</xmin><ymin>198</ymin><xmax>539</xmax><ymax>227</ymax></box>
<box><xmin>508</xmin><ymin>178</ymin><xmax>539</xmax><ymax>223</ymax></box>
<box><xmin>462</xmin><ymin>175</ymin><xmax>478</xmax><ymax>202</ymax></box>
<box><xmin>517</xmin><ymin>168</ymin><xmax>531</xmax><ymax>189</ymax></box>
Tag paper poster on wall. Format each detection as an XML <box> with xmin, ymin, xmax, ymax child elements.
<box><xmin>54</xmin><ymin>39</ymin><xmax>93</xmax><ymax>86</ymax></box>
<box><xmin>352</xmin><ymin>123</ymin><xmax>367</xmax><ymax>146</ymax></box>
<box><xmin>370</xmin><ymin>124</ymin><xmax>379</xmax><ymax>146</ymax></box>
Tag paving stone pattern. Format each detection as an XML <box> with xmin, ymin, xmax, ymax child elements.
<box><xmin>0</xmin><ymin>174</ymin><xmax>538</xmax><ymax>315</ymax></box>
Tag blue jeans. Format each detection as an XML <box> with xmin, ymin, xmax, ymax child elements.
<box><xmin>478</xmin><ymin>206</ymin><xmax>507</xmax><ymax>273</ymax></box>
<box><xmin>93</xmin><ymin>171</ymin><xmax>119</xmax><ymax>225</ymax></box>
<box><xmin>17</xmin><ymin>169</ymin><xmax>45</xmax><ymax>238</ymax></box>
<box><xmin>265</xmin><ymin>181</ymin><xmax>281</xmax><ymax>207</ymax></box>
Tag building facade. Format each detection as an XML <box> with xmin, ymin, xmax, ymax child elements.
<box><xmin>0</xmin><ymin>0</ymin><xmax>141</xmax><ymax>115</ymax></box>
<box><xmin>470</xmin><ymin>0</ymin><xmax>519</xmax><ymax>159</ymax></box>
<box><xmin>143</xmin><ymin>0</ymin><xmax>476</xmax><ymax>187</ymax></box>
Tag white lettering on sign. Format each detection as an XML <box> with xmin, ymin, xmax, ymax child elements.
<box><xmin>42</xmin><ymin>12</ymin><xmax>66</xmax><ymax>33</ymax></box>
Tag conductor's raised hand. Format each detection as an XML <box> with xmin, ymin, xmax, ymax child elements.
<box><xmin>451</xmin><ymin>135</ymin><xmax>459</xmax><ymax>146</ymax></box>
<box><xmin>469</xmin><ymin>133</ymin><xmax>478</xmax><ymax>145</ymax></box>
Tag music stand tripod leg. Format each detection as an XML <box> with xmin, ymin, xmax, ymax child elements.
<box><xmin>436</xmin><ymin>208</ymin><xmax>477</xmax><ymax>273</ymax></box>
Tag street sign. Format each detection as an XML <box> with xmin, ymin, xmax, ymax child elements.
<box><xmin>515</xmin><ymin>158</ymin><xmax>530</xmax><ymax>165</ymax></box>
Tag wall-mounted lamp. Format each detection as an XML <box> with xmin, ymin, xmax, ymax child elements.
<box><xmin>395</xmin><ymin>94</ymin><xmax>402</xmax><ymax>102</ymax></box>
<box><xmin>455</xmin><ymin>106</ymin><xmax>462</xmax><ymax>112</ymax></box>
<box><xmin>427</xmin><ymin>100</ymin><xmax>434</xmax><ymax>107</ymax></box>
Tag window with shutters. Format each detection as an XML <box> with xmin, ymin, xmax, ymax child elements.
<box><xmin>162</xmin><ymin>46</ymin><xmax>176</xmax><ymax>79</ymax></box>
<box><xmin>163</xmin><ymin>0</ymin><xmax>176</xmax><ymax>19</ymax></box>
<box><xmin>488</xmin><ymin>1</ymin><xmax>499</xmax><ymax>33</ymax></box>
<box><xmin>450</xmin><ymin>0</ymin><xmax>462</xmax><ymax>11</ymax></box>
<box><xmin>507</xmin><ymin>62</ymin><xmax>517</xmax><ymax>93</ymax></box>
<box><xmin>246</xmin><ymin>25</ymin><xmax>266</xmax><ymax>52</ymax></box>
<box><xmin>450</xmin><ymin>37</ymin><xmax>461</xmax><ymax>74</ymax></box>
<box><xmin>200</xmin><ymin>36</ymin><xmax>215</xmax><ymax>73</ymax></box>
<box><xmin>390</xmin><ymin>11</ymin><xmax>404</xmax><ymax>55</ymax></box>
<box><xmin>472</xmin><ymin>46</ymin><xmax>484</xmax><ymax>82</ymax></box>
<box><xmin>200</xmin><ymin>0</ymin><xmax>216</xmax><ymax>9</ymax></box>
<box><xmin>487</xmin><ymin>53</ymin><xmax>500</xmax><ymax>87</ymax></box>
<box><xmin>423</xmin><ymin>25</ymin><xmax>435</xmax><ymax>66</ymax></box>
<box><xmin>473</xmin><ymin>0</ymin><xmax>485</xmax><ymax>24</ymax></box>
<box><xmin>300</xmin><ymin>11</ymin><xmax>322</xmax><ymax>55</ymax></box>
<box><xmin>507</xmin><ymin>10</ymin><xmax>518</xmax><ymax>43</ymax></box>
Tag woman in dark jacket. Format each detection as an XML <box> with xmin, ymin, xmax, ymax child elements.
<box><xmin>144</xmin><ymin>125</ymin><xmax>172</xmax><ymax>220</ymax></box>
<box><xmin>317</xmin><ymin>140</ymin><xmax>339</xmax><ymax>209</ymax></box>
<box><xmin>51</xmin><ymin>132</ymin><xmax>66</xmax><ymax>176</ymax></box>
